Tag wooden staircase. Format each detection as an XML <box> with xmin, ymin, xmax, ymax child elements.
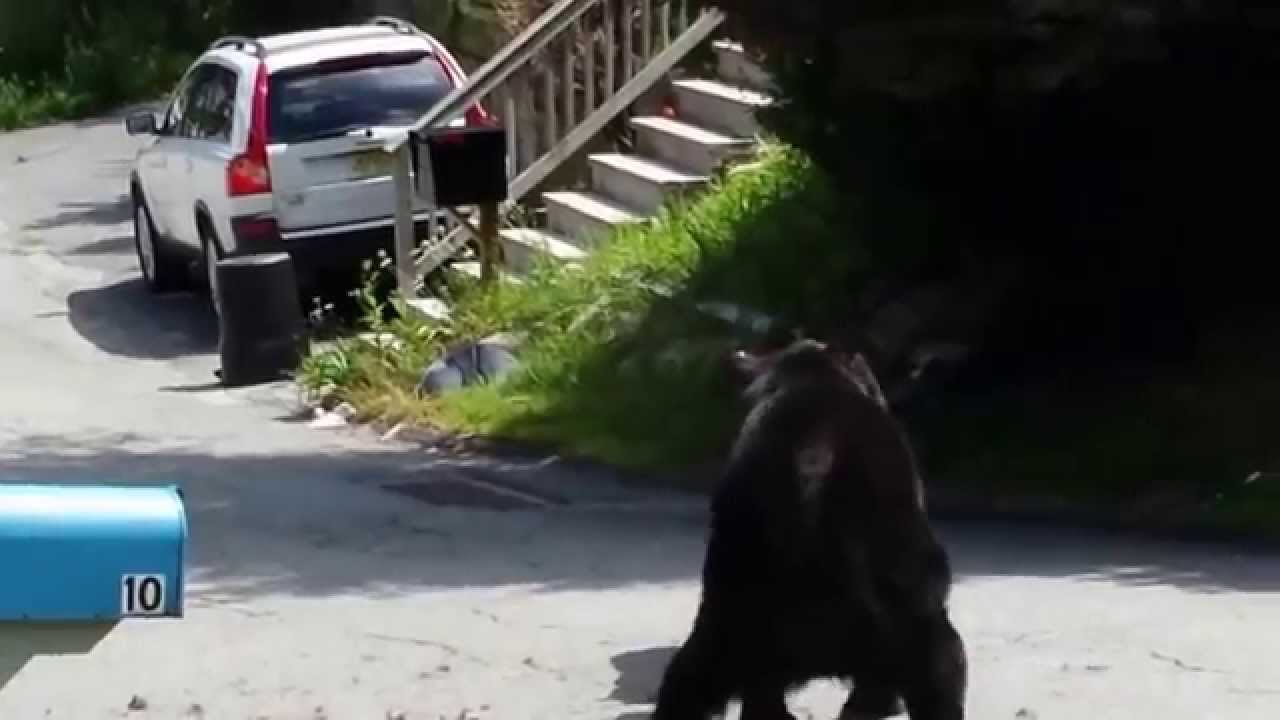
<box><xmin>388</xmin><ymin>2</ymin><xmax>774</xmax><ymax>293</ymax></box>
<box><xmin>497</xmin><ymin>42</ymin><xmax>772</xmax><ymax>274</ymax></box>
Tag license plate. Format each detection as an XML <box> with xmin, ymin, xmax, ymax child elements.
<box><xmin>352</xmin><ymin>150</ymin><xmax>394</xmax><ymax>178</ymax></box>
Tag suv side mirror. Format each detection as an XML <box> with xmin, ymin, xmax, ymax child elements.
<box><xmin>125</xmin><ymin>112</ymin><xmax>158</xmax><ymax>136</ymax></box>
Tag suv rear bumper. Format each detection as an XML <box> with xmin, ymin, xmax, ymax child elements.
<box><xmin>230</xmin><ymin>213</ymin><xmax>455</xmax><ymax>282</ymax></box>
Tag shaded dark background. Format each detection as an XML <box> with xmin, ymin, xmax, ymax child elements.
<box><xmin>696</xmin><ymin>0</ymin><xmax>1280</xmax><ymax>381</ymax></box>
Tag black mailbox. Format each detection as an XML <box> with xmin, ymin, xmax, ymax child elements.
<box><xmin>414</xmin><ymin>125</ymin><xmax>509</xmax><ymax>208</ymax></box>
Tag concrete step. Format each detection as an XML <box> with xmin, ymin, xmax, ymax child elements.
<box><xmin>406</xmin><ymin>297</ymin><xmax>452</xmax><ymax>322</ymax></box>
<box><xmin>630</xmin><ymin>115</ymin><xmax>756</xmax><ymax>176</ymax></box>
<box><xmin>712</xmin><ymin>39</ymin><xmax>775</xmax><ymax>93</ymax></box>
<box><xmin>588</xmin><ymin>153</ymin><xmax>708</xmax><ymax>215</ymax></box>
<box><xmin>446</xmin><ymin>260</ymin><xmax>527</xmax><ymax>286</ymax></box>
<box><xmin>543</xmin><ymin>190</ymin><xmax>642</xmax><ymax>248</ymax></box>
<box><xmin>671</xmin><ymin>77</ymin><xmax>772</xmax><ymax>138</ymax></box>
<box><xmin>499</xmin><ymin>228</ymin><xmax>587</xmax><ymax>274</ymax></box>
<box><xmin>451</xmin><ymin>260</ymin><xmax>483</xmax><ymax>279</ymax></box>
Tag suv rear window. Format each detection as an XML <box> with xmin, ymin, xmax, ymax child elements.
<box><xmin>268</xmin><ymin>51</ymin><xmax>453</xmax><ymax>144</ymax></box>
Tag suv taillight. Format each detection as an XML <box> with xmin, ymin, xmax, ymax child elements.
<box><xmin>429</xmin><ymin>54</ymin><xmax>493</xmax><ymax>127</ymax></box>
<box><xmin>465</xmin><ymin>104</ymin><xmax>494</xmax><ymax>127</ymax></box>
<box><xmin>228</xmin><ymin>63</ymin><xmax>272</xmax><ymax>197</ymax></box>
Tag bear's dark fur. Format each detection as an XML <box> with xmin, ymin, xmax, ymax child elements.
<box><xmin>653</xmin><ymin>338</ymin><xmax>967</xmax><ymax>720</ymax></box>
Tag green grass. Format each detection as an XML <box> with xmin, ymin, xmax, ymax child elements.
<box><xmin>300</xmin><ymin>144</ymin><xmax>867</xmax><ymax>470</ymax></box>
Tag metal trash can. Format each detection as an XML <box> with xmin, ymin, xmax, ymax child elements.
<box><xmin>215</xmin><ymin>253</ymin><xmax>307</xmax><ymax>387</ymax></box>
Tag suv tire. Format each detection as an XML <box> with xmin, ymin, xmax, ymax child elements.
<box><xmin>201</xmin><ymin>224</ymin><xmax>225</xmax><ymax>317</ymax></box>
<box><xmin>133</xmin><ymin>192</ymin><xmax>189</xmax><ymax>294</ymax></box>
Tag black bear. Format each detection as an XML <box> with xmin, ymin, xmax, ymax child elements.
<box><xmin>652</xmin><ymin>338</ymin><xmax>966</xmax><ymax>720</ymax></box>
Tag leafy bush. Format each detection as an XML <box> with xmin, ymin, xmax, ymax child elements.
<box><xmin>0</xmin><ymin>1</ymin><xmax>218</xmax><ymax>128</ymax></box>
<box><xmin>695</xmin><ymin>1</ymin><xmax>1280</xmax><ymax>382</ymax></box>
<box><xmin>0</xmin><ymin>76</ymin><xmax>88</xmax><ymax>130</ymax></box>
<box><xmin>0</xmin><ymin>0</ymin><xmax>529</xmax><ymax>129</ymax></box>
<box><xmin>0</xmin><ymin>0</ymin><xmax>378</xmax><ymax>129</ymax></box>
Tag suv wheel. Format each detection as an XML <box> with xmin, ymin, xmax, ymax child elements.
<box><xmin>201</xmin><ymin>227</ymin><xmax>224</xmax><ymax>316</ymax></box>
<box><xmin>133</xmin><ymin>192</ymin><xmax>187</xmax><ymax>293</ymax></box>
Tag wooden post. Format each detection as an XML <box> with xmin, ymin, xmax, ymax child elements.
<box><xmin>478</xmin><ymin>202</ymin><xmax>502</xmax><ymax>285</ymax></box>
<box><xmin>543</xmin><ymin>67</ymin><xmax>557</xmax><ymax>153</ymax></box>
<box><xmin>392</xmin><ymin>142</ymin><xmax>416</xmax><ymax>299</ymax></box>
<box><xmin>603</xmin><ymin>0</ymin><xmax>616</xmax><ymax>94</ymax></box>
<box><xmin>660</xmin><ymin>0</ymin><xmax>671</xmax><ymax>50</ymax></box>
<box><xmin>564</xmin><ymin>24</ymin><xmax>577</xmax><ymax>132</ymax></box>
<box><xmin>583</xmin><ymin>21</ymin><xmax>596</xmax><ymax>114</ymax></box>
<box><xmin>622</xmin><ymin>0</ymin><xmax>634</xmax><ymax>82</ymax></box>
<box><xmin>641</xmin><ymin>0</ymin><xmax>653</xmax><ymax>62</ymax></box>
<box><xmin>517</xmin><ymin>71</ymin><xmax>537</xmax><ymax>172</ymax></box>
<box><xmin>503</xmin><ymin>89</ymin><xmax>518</xmax><ymax>181</ymax></box>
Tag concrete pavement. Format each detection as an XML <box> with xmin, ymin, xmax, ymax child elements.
<box><xmin>0</xmin><ymin>111</ymin><xmax>1277</xmax><ymax>719</ymax></box>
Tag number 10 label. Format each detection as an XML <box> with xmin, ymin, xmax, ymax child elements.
<box><xmin>121</xmin><ymin>574</ymin><xmax>167</xmax><ymax>616</ymax></box>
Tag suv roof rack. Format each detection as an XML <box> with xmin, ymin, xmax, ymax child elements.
<box><xmin>210</xmin><ymin>35</ymin><xmax>267</xmax><ymax>57</ymax></box>
<box><xmin>366</xmin><ymin>16</ymin><xmax>424</xmax><ymax>35</ymax></box>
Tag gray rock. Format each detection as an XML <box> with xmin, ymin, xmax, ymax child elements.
<box><xmin>418</xmin><ymin>333</ymin><xmax>521</xmax><ymax>395</ymax></box>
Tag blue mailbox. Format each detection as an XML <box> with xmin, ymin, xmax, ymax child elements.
<box><xmin>0</xmin><ymin>484</ymin><xmax>187</xmax><ymax>621</ymax></box>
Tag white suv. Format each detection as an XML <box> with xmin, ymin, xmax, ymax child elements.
<box><xmin>125</xmin><ymin>18</ymin><xmax>486</xmax><ymax>309</ymax></box>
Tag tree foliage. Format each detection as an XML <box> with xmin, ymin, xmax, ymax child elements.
<box><xmin>0</xmin><ymin>0</ymin><xmax>534</xmax><ymax>119</ymax></box>
<box><xmin>700</xmin><ymin>0</ymin><xmax>1280</xmax><ymax>376</ymax></box>
<box><xmin>0</xmin><ymin>1</ymin><xmax>544</xmax><ymax>77</ymax></box>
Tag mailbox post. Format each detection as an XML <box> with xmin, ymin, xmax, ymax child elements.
<box><xmin>388</xmin><ymin>124</ymin><xmax>510</xmax><ymax>297</ymax></box>
<box><xmin>392</xmin><ymin>141</ymin><xmax>418</xmax><ymax>297</ymax></box>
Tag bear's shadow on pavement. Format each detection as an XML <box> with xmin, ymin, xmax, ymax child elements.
<box><xmin>609</xmin><ymin>645</ymin><xmax>678</xmax><ymax>719</ymax></box>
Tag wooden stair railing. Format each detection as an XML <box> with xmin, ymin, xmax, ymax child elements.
<box><xmin>387</xmin><ymin>0</ymin><xmax>726</xmax><ymax>296</ymax></box>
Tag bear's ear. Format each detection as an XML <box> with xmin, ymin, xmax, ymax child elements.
<box><xmin>844</xmin><ymin>352</ymin><xmax>888</xmax><ymax>409</ymax></box>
